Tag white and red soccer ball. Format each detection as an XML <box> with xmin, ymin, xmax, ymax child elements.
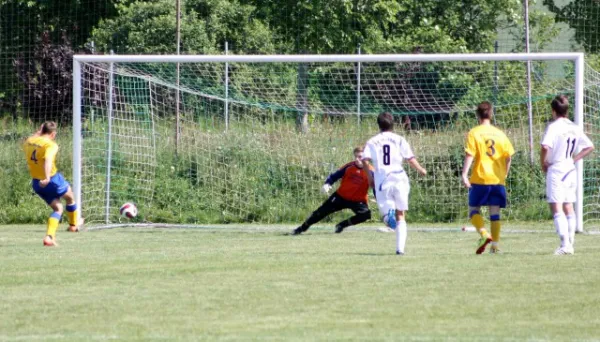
<box><xmin>119</xmin><ymin>202</ymin><xmax>138</xmax><ymax>219</ymax></box>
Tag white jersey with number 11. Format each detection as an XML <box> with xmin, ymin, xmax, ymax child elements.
<box><xmin>541</xmin><ymin>117</ymin><xmax>593</xmax><ymax>173</ymax></box>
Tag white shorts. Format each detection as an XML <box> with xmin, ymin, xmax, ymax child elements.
<box><xmin>376</xmin><ymin>172</ymin><xmax>410</xmax><ymax>216</ymax></box>
<box><xmin>546</xmin><ymin>168</ymin><xmax>577</xmax><ymax>203</ymax></box>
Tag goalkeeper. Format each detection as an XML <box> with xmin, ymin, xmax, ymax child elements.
<box><xmin>292</xmin><ymin>147</ymin><xmax>373</xmax><ymax>235</ymax></box>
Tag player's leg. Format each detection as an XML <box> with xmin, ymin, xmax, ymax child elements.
<box><xmin>334</xmin><ymin>201</ymin><xmax>371</xmax><ymax>233</ymax></box>
<box><xmin>550</xmin><ymin>202</ymin><xmax>572</xmax><ymax>254</ymax></box>
<box><xmin>562</xmin><ymin>171</ymin><xmax>578</xmax><ymax>246</ymax></box>
<box><xmin>547</xmin><ymin>171</ymin><xmax>572</xmax><ymax>254</ymax></box>
<box><xmin>393</xmin><ymin>179</ymin><xmax>409</xmax><ymax>255</ymax></box>
<box><xmin>376</xmin><ymin>186</ymin><xmax>396</xmax><ymax>229</ymax></box>
<box><xmin>488</xmin><ymin>185</ymin><xmax>507</xmax><ymax>254</ymax></box>
<box><xmin>489</xmin><ymin>206</ymin><xmax>501</xmax><ymax>253</ymax></box>
<box><xmin>469</xmin><ymin>185</ymin><xmax>492</xmax><ymax>254</ymax></box>
<box><xmin>61</xmin><ymin>186</ymin><xmax>81</xmax><ymax>232</ymax></box>
<box><xmin>293</xmin><ymin>193</ymin><xmax>343</xmax><ymax>235</ymax></box>
<box><xmin>394</xmin><ymin>210</ymin><xmax>407</xmax><ymax>255</ymax></box>
<box><xmin>32</xmin><ymin>176</ymin><xmax>65</xmax><ymax>246</ymax></box>
<box><xmin>43</xmin><ymin>199</ymin><xmax>63</xmax><ymax>247</ymax></box>
<box><xmin>564</xmin><ymin>203</ymin><xmax>576</xmax><ymax>247</ymax></box>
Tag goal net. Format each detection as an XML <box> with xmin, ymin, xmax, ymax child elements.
<box><xmin>72</xmin><ymin>54</ymin><xmax>600</xmax><ymax>230</ymax></box>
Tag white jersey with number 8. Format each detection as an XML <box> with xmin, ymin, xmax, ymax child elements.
<box><xmin>364</xmin><ymin>132</ymin><xmax>414</xmax><ymax>193</ymax></box>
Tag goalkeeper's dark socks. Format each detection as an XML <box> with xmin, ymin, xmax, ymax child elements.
<box><xmin>292</xmin><ymin>224</ymin><xmax>309</xmax><ymax>235</ymax></box>
<box><xmin>335</xmin><ymin>220</ymin><xmax>351</xmax><ymax>233</ymax></box>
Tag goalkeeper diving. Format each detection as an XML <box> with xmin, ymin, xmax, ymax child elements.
<box><xmin>292</xmin><ymin>147</ymin><xmax>373</xmax><ymax>235</ymax></box>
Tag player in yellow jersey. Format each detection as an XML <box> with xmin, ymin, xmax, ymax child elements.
<box><xmin>461</xmin><ymin>102</ymin><xmax>515</xmax><ymax>254</ymax></box>
<box><xmin>23</xmin><ymin>121</ymin><xmax>81</xmax><ymax>246</ymax></box>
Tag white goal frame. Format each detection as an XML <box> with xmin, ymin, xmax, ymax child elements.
<box><xmin>72</xmin><ymin>52</ymin><xmax>586</xmax><ymax>229</ymax></box>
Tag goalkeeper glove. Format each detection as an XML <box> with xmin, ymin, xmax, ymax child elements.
<box><xmin>321</xmin><ymin>183</ymin><xmax>332</xmax><ymax>194</ymax></box>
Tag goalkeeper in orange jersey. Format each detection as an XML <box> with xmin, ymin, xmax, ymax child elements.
<box><xmin>292</xmin><ymin>147</ymin><xmax>374</xmax><ymax>235</ymax></box>
<box><xmin>23</xmin><ymin>121</ymin><xmax>81</xmax><ymax>246</ymax></box>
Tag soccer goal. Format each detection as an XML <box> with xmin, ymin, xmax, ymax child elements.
<box><xmin>72</xmin><ymin>53</ymin><xmax>600</xmax><ymax>230</ymax></box>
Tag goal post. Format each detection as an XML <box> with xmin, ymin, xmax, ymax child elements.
<box><xmin>72</xmin><ymin>52</ymin><xmax>591</xmax><ymax>230</ymax></box>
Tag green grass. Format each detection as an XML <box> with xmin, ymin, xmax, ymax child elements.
<box><xmin>1</xmin><ymin>224</ymin><xmax>600</xmax><ymax>341</ymax></box>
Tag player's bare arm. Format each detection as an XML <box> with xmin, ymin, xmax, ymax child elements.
<box><xmin>407</xmin><ymin>157</ymin><xmax>427</xmax><ymax>176</ymax></box>
<box><xmin>39</xmin><ymin>153</ymin><xmax>54</xmax><ymax>188</ymax></box>
<box><xmin>505</xmin><ymin>156</ymin><xmax>512</xmax><ymax>176</ymax></box>
<box><xmin>363</xmin><ymin>159</ymin><xmax>374</xmax><ymax>188</ymax></box>
<box><xmin>461</xmin><ymin>153</ymin><xmax>474</xmax><ymax>188</ymax></box>
<box><xmin>540</xmin><ymin>145</ymin><xmax>550</xmax><ymax>173</ymax></box>
<box><xmin>573</xmin><ymin>146</ymin><xmax>594</xmax><ymax>163</ymax></box>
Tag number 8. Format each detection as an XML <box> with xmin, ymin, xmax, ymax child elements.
<box><xmin>383</xmin><ymin>144</ymin><xmax>390</xmax><ymax>165</ymax></box>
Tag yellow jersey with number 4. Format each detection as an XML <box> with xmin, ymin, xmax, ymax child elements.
<box><xmin>23</xmin><ymin>136</ymin><xmax>59</xmax><ymax>180</ymax></box>
<box><xmin>465</xmin><ymin>124</ymin><xmax>515</xmax><ymax>185</ymax></box>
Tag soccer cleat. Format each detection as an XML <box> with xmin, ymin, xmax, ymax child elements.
<box><xmin>334</xmin><ymin>224</ymin><xmax>345</xmax><ymax>234</ymax></box>
<box><xmin>475</xmin><ymin>237</ymin><xmax>492</xmax><ymax>254</ymax></box>
<box><xmin>554</xmin><ymin>246</ymin><xmax>574</xmax><ymax>255</ymax></box>
<box><xmin>67</xmin><ymin>217</ymin><xmax>84</xmax><ymax>232</ymax></box>
<box><xmin>386</xmin><ymin>209</ymin><xmax>397</xmax><ymax>230</ymax></box>
<box><xmin>43</xmin><ymin>235</ymin><xmax>57</xmax><ymax>247</ymax></box>
<box><xmin>489</xmin><ymin>246</ymin><xmax>502</xmax><ymax>254</ymax></box>
<box><xmin>377</xmin><ymin>227</ymin><xmax>394</xmax><ymax>233</ymax></box>
<box><xmin>291</xmin><ymin>226</ymin><xmax>307</xmax><ymax>235</ymax></box>
<box><xmin>396</xmin><ymin>251</ymin><xmax>404</xmax><ymax>256</ymax></box>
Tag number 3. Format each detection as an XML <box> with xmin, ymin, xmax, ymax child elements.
<box><xmin>485</xmin><ymin>139</ymin><xmax>496</xmax><ymax>157</ymax></box>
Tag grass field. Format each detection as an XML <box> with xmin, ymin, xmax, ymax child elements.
<box><xmin>1</xmin><ymin>224</ymin><xmax>600</xmax><ymax>341</ymax></box>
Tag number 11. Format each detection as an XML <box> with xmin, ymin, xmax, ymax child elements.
<box><xmin>566</xmin><ymin>138</ymin><xmax>576</xmax><ymax>158</ymax></box>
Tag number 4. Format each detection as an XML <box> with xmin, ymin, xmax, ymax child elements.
<box><xmin>30</xmin><ymin>150</ymin><xmax>38</xmax><ymax>164</ymax></box>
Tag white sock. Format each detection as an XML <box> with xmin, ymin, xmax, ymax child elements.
<box><xmin>553</xmin><ymin>213</ymin><xmax>570</xmax><ymax>248</ymax></box>
<box><xmin>396</xmin><ymin>220</ymin><xmax>407</xmax><ymax>253</ymax></box>
<box><xmin>566</xmin><ymin>214</ymin><xmax>576</xmax><ymax>246</ymax></box>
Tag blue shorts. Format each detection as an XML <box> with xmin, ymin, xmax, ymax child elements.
<box><xmin>468</xmin><ymin>184</ymin><xmax>507</xmax><ymax>208</ymax></box>
<box><xmin>32</xmin><ymin>173</ymin><xmax>70</xmax><ymax>205</ymax></box>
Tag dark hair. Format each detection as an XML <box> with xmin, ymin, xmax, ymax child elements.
<box><xmin>377</xmin><ymin>112</ymin><xmax>394</xmax><ymax>131</ymax></box>
<box><xmin>551</xmin><ymin>95</ymin><xmax>569</xmax><ymax>117</ymax></box>
<box><xmin>41</xmin><ymin>121</ymin><xmax>57</xmax><ymax>135</ymax></box>
<box><xmin>476</xmin><ymin>101</ymin><xmax>493</xmax><ymax>120</ymax></box>
<box><xmin>353</xmin><ymin>146</ymin><xmax>364</xmax><ymax>154</ymax></box>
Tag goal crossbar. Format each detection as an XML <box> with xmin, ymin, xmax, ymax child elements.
<box><xmin>73</xmin><ymin>52</ymin><xmax>584</xmax><ymax>64</ymax></box>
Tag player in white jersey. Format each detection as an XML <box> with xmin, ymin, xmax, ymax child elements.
<box><xmin>541</xmin><ymin>95</ymin><xmax>594</xmax><ymax>255</ymax></box>
<box><xmin>363</xmin><ymin>112</ymin><xmax>427</xmax><ymax>255</ymax></box>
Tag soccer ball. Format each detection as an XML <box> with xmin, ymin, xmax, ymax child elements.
<box><xmin>119</xmin><ymin>202</ymin><xmax>138</xmax><ymax>219</ymax></box>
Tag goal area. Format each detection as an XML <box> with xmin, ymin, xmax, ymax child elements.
<box><xmin>72</xmin><ymin>53</ymin><xmax>600</xmax><ymax>230</ymax></box>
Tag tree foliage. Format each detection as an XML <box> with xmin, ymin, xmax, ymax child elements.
<box><xmin>0</xmin><ymin>0</ymin><xmax>117</xmax><ymax>113</ymax></box>
<box><xmin>91</xmin><ymin>0</ymin><xmax>275</xmax><ymax>54</ymax></box>
<box><xmin>544</xmin><ymin>0</ymin><xmax>600</xmax><ymax>53</ymax></box>
<box><xmin>12</xmin><ymin>32</ymin><xmax>96</xmax><ymax>122</ymax></box>
<box><xmin>245</xmin><ymin>0</ymin><xmax>521</xmax><ymax>54</ymax></box>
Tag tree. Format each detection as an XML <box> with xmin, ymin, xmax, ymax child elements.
<box><xmin>91</xmin><ymin>0</ymin><xmax>274</xmax><ymax>55</ymax></box>
<box><xmin>244</xmin><ymin>0</ymin><xmax>522</xmax><ymax>54</ymax></box>
<box><xmin>13</xmin><ymin>32</ymin><xmax>92</xmax><ymax>122</ymax></box>
<box><xmin>0</xmin><ymin>0</ymin><xmax>118</xmax><ymax>115</ymax></box>
<box><xmin>543</xmin><ymin>0</ymin><xmax>600</xmax><ymax>53</ymax></box>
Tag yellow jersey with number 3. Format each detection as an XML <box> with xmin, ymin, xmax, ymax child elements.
<box><xmin>23</xmin><ymin>136</ymin><xmax>59</xmax><ymax>180</ymax></box>
<box><xmin>465</xmin><ymin>124</ymin><xmax>515</xmax><ymax>185</ymax></box>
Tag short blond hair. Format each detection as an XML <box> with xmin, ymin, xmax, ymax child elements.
<box><xmin>353</xmin><ymin>146</ymin><xmax>364</xmax><ymax>154</ymax></box>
